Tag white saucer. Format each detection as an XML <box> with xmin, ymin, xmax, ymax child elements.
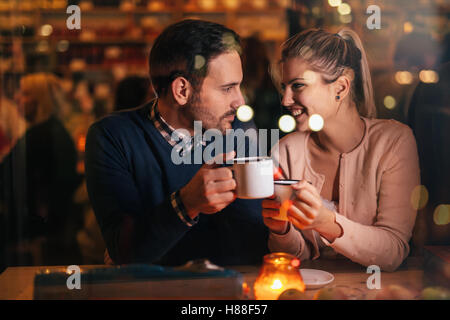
<box><xmin>300</xmin><ymin>269</ymin><xmax>334</xmax><ymax>289</ymax></box>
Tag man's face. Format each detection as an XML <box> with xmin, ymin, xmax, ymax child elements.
<box><xmin>185</xmin><ymin>51</ymin><xmax>245</xmax><ymax>133</ymax></box>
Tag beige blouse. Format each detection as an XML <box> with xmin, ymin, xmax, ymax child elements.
<box><xmin>269</xmin><ymin>117</ymin><xmax>420</xmax><ymax>272</ymax></box>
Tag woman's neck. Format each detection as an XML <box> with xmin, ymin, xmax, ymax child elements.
<box><xmin>310</xmin><ymin>108</ymin><xmax>365</xmax><ymax>155</ymax></box>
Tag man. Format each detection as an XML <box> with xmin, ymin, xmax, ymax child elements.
<box><xmin>85</xmin><ymin>20</ymin><xmax>269</xmax><ymax>266</ymax></box>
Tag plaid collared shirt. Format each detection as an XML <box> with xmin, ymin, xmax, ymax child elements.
<box><xmin>148</xmin><ymin>99</ymin><xmax>199</xmax><ymax>227</ymax></box>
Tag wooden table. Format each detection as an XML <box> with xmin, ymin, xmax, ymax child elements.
<box><xmin>0</xmin><ymin>257</ymin><xmax>424</xmax><ymax>300</ymax></box>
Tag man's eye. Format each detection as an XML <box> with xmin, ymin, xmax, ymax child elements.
<box><xmin>224</xmin><ymin>87</ymin><xmax>233</xmax><ymax>93</ymax></box>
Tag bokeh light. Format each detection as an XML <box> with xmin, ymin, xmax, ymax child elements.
<box><xmin>339</xmin><ymin>14</ymin><xmax>352</xmax><ymax>24</ymax></box>
<box><xmin>308</xmin><ymin>114</ymin><xmax>324</xmax><ymax>132</ymax></box>
<box><xmin>223</xmin><ymin>0</ymin><xmax>239</xmax><ymax>10</ymax></box>
<box><xmin>395</xmin><ymin>71</ymin><xmax>414</xmax><ymax>85</ymax></box>
<box><xmin>278</xmin><ymin>115</ymin><xmax>296</xmax><ymax>133</ymax></box>
<box><xmin>40</xmin><ymin>24</ymin><xmax>53</xmax><ymax>37</ymax></box>
<box><xmin>56</xmin><ymin>40</ymin><xmax>70</xmax><ymax>52</ymax></box>
<box><xmin>419</xmin><ymin>70</ymin><xmax>439</xmax><ymax>83</ymax></box>
<box><xmin>403</xmin><ymin>22</ymin><xmax>414</xmax><ymax>34</ymax></box>
<box><xmin>410</xmin><ymin>185</ymin><xmax>429</xmax><ymax>210</ymax></box>
<box><xmin>328</xmin><ymin>0</ymin><xmax>342</xmax><ymax>7</ymax></box>
<box><xmin>194</xmin><ymin>55</ymin><xmax>206</xmax><ymax>70</ymax></box>
<box><xmin>236</xmin><ymin>105</ymin><xmax>254</xmax><ymax>122</ymax></box>
<box><xmin>433</xmin><ymin>205</ymin><xmax>450</xmax><ymax>226</ymax></box>
<box><xmin>337</xmin><ymin>3</ymin><xmax>351</xmax><ymax>15</ymax></box>
<box><xmin>198</xmin><ymin>0</ymin><xmax>217</xmax><ymax>10</ymax></box>
<box><xmin>383</xmin><ymin>96</ymin><xmax>396</xmax><ymax>110</ymax></box>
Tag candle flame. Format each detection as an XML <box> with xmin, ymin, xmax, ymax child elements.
<box><xmin>271</xmin><ymin>279</ymin><xmax>283</xmax><ymax>290</ymax></box>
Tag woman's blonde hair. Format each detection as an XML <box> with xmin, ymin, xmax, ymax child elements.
<box><xmin>279</xmin><ymin>28</ymin><xmax>376</xmax><ymax>118</ymax></box>
<box><xmin>20</xmin><ymin>73</ymin><xmax>66</xmax><ymax>124</ymax></box>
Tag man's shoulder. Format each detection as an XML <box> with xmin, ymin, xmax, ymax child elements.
<box><xmin>89</xmin><ymin>102</ymin><xmax>152</xmax><ymax>136</ymax></box>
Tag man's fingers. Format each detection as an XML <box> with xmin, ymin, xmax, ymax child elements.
<box><xmin>209</xmin><ymin>179</ymin><xmax>236</xmax><ymax>193</ymax></box>
<box><xmin>204</xmin><ymin>150</ymin><xmax>236</xmax><ymax>168</ymax></box>
<box><xmin>262</xmin><ymin>199</ymin><xmax>281</xmax><ymax>209</ymax></box>
<box><xmin>206</xmin><ymin>167</ymin><xmax>233</xmax><ymax>181</ymax></box>
<box><xmin>262</xmin><ymin>208</ymin><xmax>280</xmax><ymax>218</ymax></box>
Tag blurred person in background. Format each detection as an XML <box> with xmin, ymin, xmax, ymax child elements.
<box><xmin>372</xmin><ymin>32</ymin><xmax>441</xmax><ymax>124</ymax></box>
<box><xmin>0</xmin><ymin>77</ymin><xmax>26</xmax><ymax>162</ymax></box>
<box><xmin>0</xmin><ymin>73</ymin><xmax>82</xmax><ymax>269</ymax></box>
<box><xmin>408</xmin><ymin>61</ymin><xmax>450</xmax><ymax>250</ymax></box>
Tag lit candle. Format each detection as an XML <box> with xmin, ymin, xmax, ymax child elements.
<box><xmin>254</xmin><ymin>252</ymin><xmax>305</xmax><ymax>300</ymax></box>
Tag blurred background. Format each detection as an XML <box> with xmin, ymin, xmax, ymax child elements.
<box><xmin>0</xmin><ymin>0</ymin><xmax>449</xmax><ymax>272</ymax></box>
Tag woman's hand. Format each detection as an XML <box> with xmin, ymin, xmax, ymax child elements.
<box><xmin>287</xmin><ymin>180</ymin><xmax>333</xmax><ymax>230</ymax></box>
<box><xmin>262</xmin><ymin>197</ymin><xmax>289</xmax><ymax>234</ymax></box>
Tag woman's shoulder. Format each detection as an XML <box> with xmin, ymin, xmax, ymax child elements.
<box><xmin>363</xmin><ymin>117</ymin><xmax>417</xmax><ymax>155</ymax></box>
<box><xmin>365</xmin><ymin>117</ymin><xmax>415</xmax><ymax>144</ymax></box>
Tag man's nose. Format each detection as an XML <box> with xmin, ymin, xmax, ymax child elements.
<box><xmin>233</xmin><ymin>88</ymin><xmax>246</xmax><ymax>108</ymax></box>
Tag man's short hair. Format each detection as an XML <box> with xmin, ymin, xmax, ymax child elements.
<box><xmin>149</xmin><ymin>19</ymin><xmax>241</xmax><ymax>97</ymax></box>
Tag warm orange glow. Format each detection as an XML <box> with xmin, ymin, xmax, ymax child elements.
<box><xmin>254</xmin><ymin>252</ymin><xmax>305</xmax><ymax>300</ymax></box>
<box><xmin>273</xmin><ymin>167</ymin><xmax>283</xmax><ymax>180</ymax></box>
<box><xmin>77</xmin><ymin>135</ymin><xmax>86</xmax><ymax>152</ymax></box>
<box><xmin>271</xmin><ymin>279</ymin><xmax>283</xmax><ymax>290</ymax></box>
<box><xmin>291</xmin><ymin>258</ymin><xmax>300</xmax><ymax>268</ymax></box>
<box><xmin>278</xmin><ymin>199</ymin><xmax>292</xmax><ymax>221</ymax></box>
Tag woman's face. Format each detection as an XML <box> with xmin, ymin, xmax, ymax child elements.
<box><xmin>280</xmin><ymin>57</ymin><xmax>337</xmax><ymax>132</ymax></box>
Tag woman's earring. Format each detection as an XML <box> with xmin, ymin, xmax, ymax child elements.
<box><xmin>336</xmin><ymin>95</ymin><xmax>340</xmax><ymax>101</ymax></box>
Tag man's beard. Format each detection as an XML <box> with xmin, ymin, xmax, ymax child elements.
<box><xmin>183</xmin><ymin>92</ymin><xmax>235</xmax><ymax>134</ymax></box>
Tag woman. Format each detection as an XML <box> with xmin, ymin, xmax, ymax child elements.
<box><xmin>263</xmin><ymin>29</ymin><xmax>420</xmax><ymax>272</ymax></box>
<box><xmin>1</xmin><ymin>73</ymin><xmax>82</xmax><ymax>266</ymax></box>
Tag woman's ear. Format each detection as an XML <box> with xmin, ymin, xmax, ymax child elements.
<box><xmin>334</xmin><ymin>72</ymin><xmax>352</xmax><ymax>102</ymax></box>
<box><xmin>170</xmin><ymin>77</ymin><xmax>192</xmax><ymax>106</ymax></box>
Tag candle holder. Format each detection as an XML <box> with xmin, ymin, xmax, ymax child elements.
<box><xmin>254</xmin><ymin>252</ymin><xmax>305</xmax><ymax>300</ymax></box>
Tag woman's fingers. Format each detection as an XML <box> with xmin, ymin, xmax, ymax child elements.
<box><xmin>293</xmin><ymin>187</ymin><xmax>319</xmax><ymax>208</ymax></box>
<box><xmin>287</xmin><ymin>204</ymin><xmax>314</xmax><ymax>225</ymax></box>
<box><xmin>288</xmin><ymin>215</ymin><xmax>309</xmax><ymax>230</ymax></box>
<box><xmin>292</xmin><ymin>200</ymin><xmax>317</xmax><ymax>219</ymax></box>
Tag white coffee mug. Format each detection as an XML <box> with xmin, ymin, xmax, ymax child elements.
<box><xmin>273</xmin><ymin>180</ymin><xmax>299</xmax><ymax>221</ymax></box>
<box><xmin>232</xmin><ymin>157</ymin><xmax>274</xmax><ymax>199</ymax></box>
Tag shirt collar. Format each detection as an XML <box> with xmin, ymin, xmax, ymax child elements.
<box><xmin>149</xmin><ymin>99</ymin><xmax>205</xmax><ymax>155</ymax></box>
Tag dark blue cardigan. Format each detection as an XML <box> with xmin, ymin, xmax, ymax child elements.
<box><xmin>85</xmin><ymin>101</ymin><xmax>269</xmax><ymax>266</ymax></box>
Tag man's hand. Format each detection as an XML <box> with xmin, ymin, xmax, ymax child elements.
<box><xmin>179</xmin><ymin>151</ymin><xmax>237</xmax><ymax>219</ymax></box>
<box><xmin>262</xmin><ymin>197</ymin><xmax>289</xmax><ymax>234</ymax></box>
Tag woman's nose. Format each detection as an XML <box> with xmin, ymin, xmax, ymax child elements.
<box><xmin>281</xmin><ymin>88</ymin><xmax>294</xmax><ymax>107</ymax></box>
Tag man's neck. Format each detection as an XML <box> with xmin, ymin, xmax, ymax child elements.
<box><xmin>157</xmin><ymin>98</ymin><xmax>195</xmax><ymax>135</ymax></box>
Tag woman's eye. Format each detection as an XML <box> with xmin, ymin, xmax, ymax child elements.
<box><xmin>292</xmin><ymin>83</ymin><xmax>304</xmax><ymax>90</ymax></box>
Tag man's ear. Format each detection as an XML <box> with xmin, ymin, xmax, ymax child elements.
<box><xmin>170</xmin><ymin>77</ymin><xmax>192</xmax><ymax>106</ymax></box>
